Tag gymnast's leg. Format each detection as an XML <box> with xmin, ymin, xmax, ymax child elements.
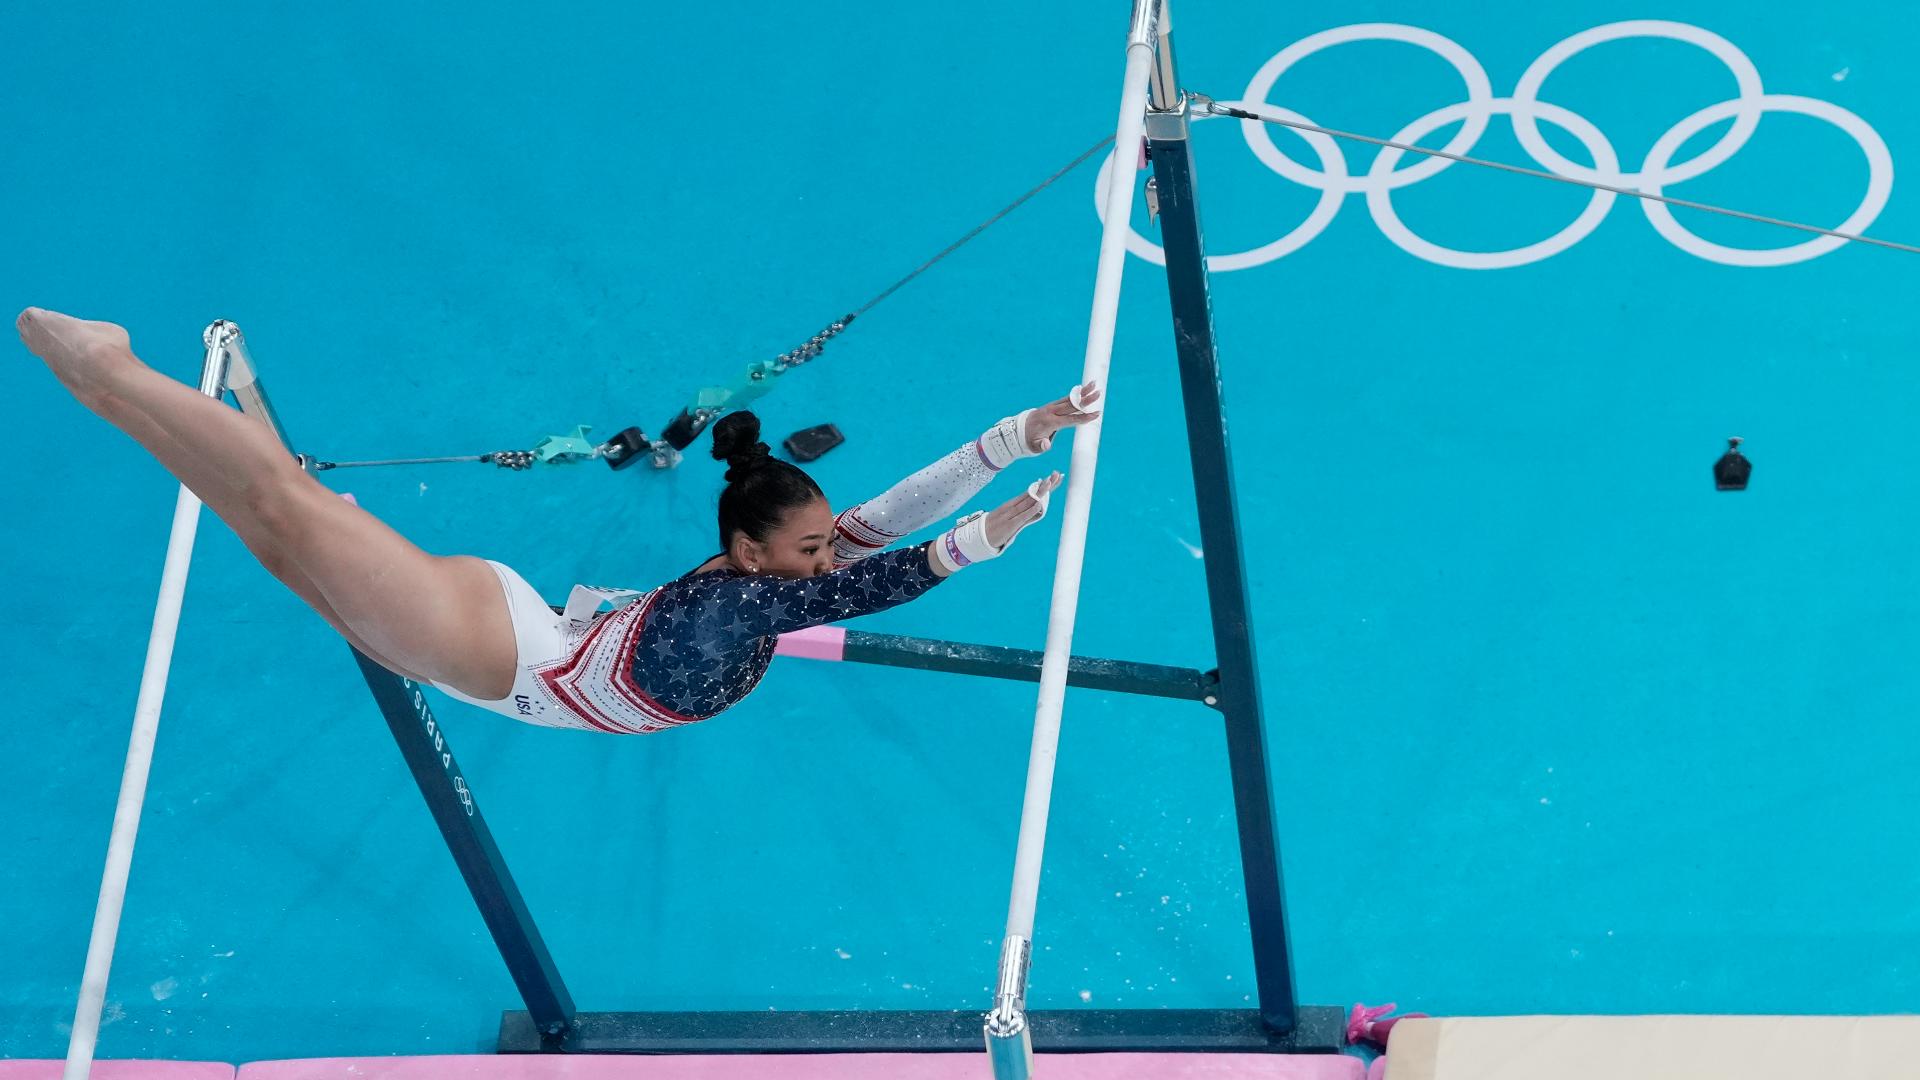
<box><xmin>17</xmin><ymin>307</ymin><xmax>516</xmax><ymax>697</ymax></box>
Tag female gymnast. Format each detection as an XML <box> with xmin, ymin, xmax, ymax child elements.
<box><xmin>17</xmin><ymin>307</ymin><xmax>1099</xmax><ymax>734</ymax></box>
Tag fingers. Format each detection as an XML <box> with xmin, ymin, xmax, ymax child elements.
<box><xmin>1051</xmin><ymin>380</ymin><xmax>1103</xmax><ymax>420</ymax></box>
<box><xmin>1017</xmin><ymin>472</ymin><xmax>1063</xmax><ymax>523</ymax></box>
<box><xmin>1027</xmin><ymin>478</ymin><xmax>1060</xmax><ymax>528</ymax></box>
<box><xmin>1000</xmin><ymin>472</ymin><xmax>1060</xmax><ymax>517</ymax></box>
<box><xmin>1022</xmin><ymin>382</ymin><xmax>1105</xmax><ymax>456</ymax></box>
<box><xmin>1064</xmin><ymin>382</ymin><xmax>1102</xmax><ymax>424</ymax></box>
<box><xmin>982</xmin><ymin>470</ymin><xmax>1067</xmax><ymax>549</ymax></box>
<box><xmin>1020</xmin><ymin>472</ymin><xmax>1062</xmax><ymax>499</ymax></box>
<box><xmin>1035</xmin><ymin>381</ymin><xmax>1102</xmax><ymax>448</ymax></box>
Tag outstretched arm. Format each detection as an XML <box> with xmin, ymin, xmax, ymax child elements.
<box><xmin>687</xmin><ymin>474</ymin><xmax>1069</xmax><ymax>644</ymax></box>
<box><xmin>693</xmin><ymin>545</ymin><xmax>945</xmax><ymax>641</ymax></box>
<box><xmin>831</xmin><ymin>381</ymin><xmax>1100</xmax><ymax>564</ymax></box>
<box><xmin>830</xmin><ymin>442</ymin><xmax>995</xmax><ymax>564</ymax></box>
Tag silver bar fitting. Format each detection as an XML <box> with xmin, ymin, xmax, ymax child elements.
<box><xmin>202</xmin><ymin>320</ymin><xmax>301</xmax><ymax>463</ymax></box>
<box><xmin>1147</xmin><ymin>0</ymin><xmax>1179</xmax><ymax>111</ymax></box>
<box><xmin>197</xmin><ymin>323</ymin><xmax>234</xmax><ymax>399</ymax></box>
<box><xmin>984</xmin><ymin>935</ymin><xmax>1034</xmax><ymax>1080</ymax></box>
<box><xmin>1144</xmin><ymin>0</ymin><xmax>1189</xmax><ymax>141</ymax></box>
<box><xmin>1126</xmin><ymin>0</ymin><xmax>1159</xmax><ymax>49</ymax></box>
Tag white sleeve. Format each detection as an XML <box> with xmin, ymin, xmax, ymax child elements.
<box><xmin>832</xmin><ymin>438</ymin><xmax>1001</xmax><ymax>564</ymax></box>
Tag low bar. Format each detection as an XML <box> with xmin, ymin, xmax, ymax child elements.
<box><xmin>839</xmin><ymin>631</ymin><xmax>1218</xmax><ymax>702</ymax></box>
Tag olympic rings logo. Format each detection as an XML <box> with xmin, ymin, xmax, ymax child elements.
<box><xmin>1097</xmin><ymin>21</ymin><xmax>1893</xmax><ymax>270</ymax></box>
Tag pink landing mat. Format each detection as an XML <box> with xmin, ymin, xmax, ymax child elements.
<box><xmin>0</xmin><ymin>1066</ymin><xmax>234</xmax><ymax>1080</ymax></box>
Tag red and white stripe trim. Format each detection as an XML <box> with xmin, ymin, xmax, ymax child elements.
<box><xmin>833</xmin><ymin>507</ymin><xmax>896</xmax><ymax>551</ymax></box>
<box><xmin>532</xmin><ymin>592</ymin><xmax>704</xmax><ymax>735</ymax></box>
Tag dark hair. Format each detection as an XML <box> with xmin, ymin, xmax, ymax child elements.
<box><xmin>710</xmin><ymin>411</ymin><xmax>823</xmax><ymax>552</ymax></box>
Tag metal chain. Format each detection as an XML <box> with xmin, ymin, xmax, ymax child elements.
<box><xmin>302</xmin><ymin>450</ymin><xmax>546</xmax><ymax>471</ymax></box>
<box><xmin>293</xmin><ymin>138</ymin><xmax>1117</xmax><ymax>471</ymax></box>
<box><xmin>770</xmin><ymin>316</ymin><xmax>852</xmax><ymax>374</ymax></box>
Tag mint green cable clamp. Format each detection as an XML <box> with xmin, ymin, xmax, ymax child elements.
<box><xmin>532</xmin><ymin>424</ymin><xmax>601</xmax><ymax>464</ymax></box>
<box><xmin>688</xmin><ymin>360</ymin><xmax>782</xmax><ymax>419</ymax></box>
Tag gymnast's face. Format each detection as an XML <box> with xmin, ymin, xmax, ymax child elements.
<box><xmin>740</xmin><ymin>496</ymin><xmax>837</xmax><ymax>579</ymax></box>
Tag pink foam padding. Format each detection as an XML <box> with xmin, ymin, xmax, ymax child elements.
<box><xmin>0</xmin><ymin>1064</ymin><xmax>234</xmax><ymax>1080</ymax></box>
<box><xmin>239</xmin><ymin>1053</ymin><xmax>1365</xmax><ymax>1080</ymax></box>
<box><xmin>1368</xmin><ymin>1058</ymin><xmax>1386</xmax><ymax>1080</ymax></box>
<box><xmin>774</xmin><ymin>625</ymin><xmax>847</xmax><ymax>662</ymax></box>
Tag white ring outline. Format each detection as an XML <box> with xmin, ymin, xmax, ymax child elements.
<box><xmin>1239</xmin><ymin>23</ymin><xmax>1495</xmax><ymax>193</ymax></box>
<box><xmin>1510</xmin><ymin>20</ymin><xmax>1765</xmax><ymax>189</ymax></box>
<box><xmin>1639</xmin><ymin>94</ymin><xmax>1895</xmax><ymax>267</ymax></box>
<box><xmin>1106</xmin><ymin>21</ymin><xmax>1892</xmax><ymax>271</ymax></box>
<box><xmin>1094</xmin><ymin>100</ymin><xmax>1346</xmax><ymax>272</ymax></box>
<box><xmin>1367</xmin><ymin>100</ymin><xmax>1621</xmax><ymax>269</ymax></box>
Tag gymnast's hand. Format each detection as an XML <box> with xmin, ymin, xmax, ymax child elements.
<box><xmin>927</xmin><ymin>472</ymin><xmax>1063</xmax><ymax>576</ymax></box>
<box><xmin>984</xmin><ymin>471</ymin><xmax>1063</xmax><ymax>549</ymax></box>
<box><xmin>1023</xmin><ymin>380</ymin><xmax>1103</xmax><ymax>453</ymax></box>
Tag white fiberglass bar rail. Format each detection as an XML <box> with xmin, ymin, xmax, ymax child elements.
<box><xmin>984</xmin><ymin>3</ymin><xmax>1159</xmax><ymax>1077</ymax></box>
<box><xmin>63</xmin><ymin>332</ymin><xmax>233</xmax><ymax>1080</ymax></box>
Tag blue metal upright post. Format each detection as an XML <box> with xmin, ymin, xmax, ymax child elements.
<box><xmin>1141</xmin><ymin>33</ymin><xmax>1325</xmax><ymax>1041</ymax></box>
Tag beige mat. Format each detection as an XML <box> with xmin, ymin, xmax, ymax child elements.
<box><xmin>1383</xmin><ymin>1015</ymin><xmax>1920</xmax><ymax>1080</ymax></box>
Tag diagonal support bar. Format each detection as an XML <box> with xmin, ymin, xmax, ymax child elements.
<box><xmin>208</xmin><ymin>319</ymin><xmax>578</xmax><ymax>1042</ymax></box>
<box><xmin>1146</xmin><ymin>97</ymin><xmax>1307</xmax><ymax>1032</ymax></box>
<box><xmin>353</xmin><ymin>655</ymin><xmax>576</xmax><ymax>1038</ymax></box>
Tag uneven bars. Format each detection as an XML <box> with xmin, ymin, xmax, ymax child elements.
<box><xmin>63</xmin><ymin>332</ymin><xmax>232</xmax><ymax>1080</ymax></box>
<box><xmin>983</xmin><ymin>3</ymin><xmax>1160</xmax><ymax>1077</ymax></box>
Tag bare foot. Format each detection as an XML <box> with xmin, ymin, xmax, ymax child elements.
<box><xmin>16</xmin><ymin>307</ymin><xmax>135</xmax><ymax>400</ymax></box>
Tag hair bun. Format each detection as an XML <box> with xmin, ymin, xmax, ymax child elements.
<box><xmin>710</xmin><ymin>411</ymin><xmax>773</xmax><ymax>481</ymax></box>
<box><xmin>724</xmin><ymin>444</ymin><xmax>773</xmax><ymax>482</ymax></box>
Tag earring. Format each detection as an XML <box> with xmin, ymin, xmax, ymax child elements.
<box><xmin>748</xmin><ymin>564</ymin><xmax>759</xmax><ymax>572</ymax></box>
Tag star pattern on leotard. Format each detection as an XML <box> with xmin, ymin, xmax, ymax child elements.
<box><xmin>602</xmin><ymin>425</ymin><xmax>1023</xmax><ymax>728</ymax></box>
<box><xmin>628</xmin><ymin>545</ymin><xmax>941</xmax><ymax>719</ymax></box>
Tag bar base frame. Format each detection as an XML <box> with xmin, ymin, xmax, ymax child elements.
<box><xmin>499</xmin><ymin>1006</ymin><xmax>1347</xmax><ymax>1055</ymax></box>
